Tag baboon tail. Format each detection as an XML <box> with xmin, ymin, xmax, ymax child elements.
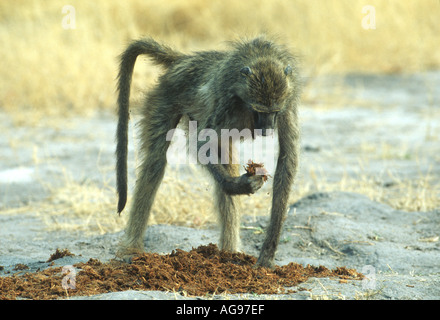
<box><xmin>116</xmin><ymin>38</ymin><xmax>183</xmax><ymax>214</ymax></box>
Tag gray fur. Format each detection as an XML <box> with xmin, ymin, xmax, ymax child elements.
<box><xmin>115</xmin><ymin>36</ymin><xmax>301</xmax><ymax>268</ymax></box>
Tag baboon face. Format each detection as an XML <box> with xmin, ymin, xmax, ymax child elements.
<box><xmin>238</xmin><ymin>60</ymin><xmax>293</xmax><ymax>136</ymax></box>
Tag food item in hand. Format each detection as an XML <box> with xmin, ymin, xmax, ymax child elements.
<box><xmin>243</xmin><ymin>160</ymin><xmax>271</xmax><ymax>182</ymax></box>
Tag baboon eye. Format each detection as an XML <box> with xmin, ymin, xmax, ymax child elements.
<box><xmin>240</xmin><ymin>66</ymin><xmax>252</xmax><ymax>77</ymax></box>
<box><xmin>284</xmin><ymin>65</ymin><xmax>292</xmax><ymax>76</ymax></box>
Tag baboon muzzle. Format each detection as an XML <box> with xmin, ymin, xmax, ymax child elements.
<box><xmin>255</xmin><ymin>112</ymin><xmax>277</xmax><ymax>136</ymax></box>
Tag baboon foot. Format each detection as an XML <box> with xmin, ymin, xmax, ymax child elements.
<box><xmin>115</xmin><ymin>243</ymin><xmax>144</xmax><ymax>263</ymax></box>
<box><xmin>255</xmin><ymin>253</ymin><xmax>275</xmax><ymax>269</ymax></box>
<box><xmin>220</xmin><ymin>239</ymin><xmax>240</xmax><ymax>253</ymax></box>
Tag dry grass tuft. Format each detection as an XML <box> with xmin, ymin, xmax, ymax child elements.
<box><xmin>306</xmin><ymin>167</ymin><xmax>440</xmax><ymax>212</ymax></box>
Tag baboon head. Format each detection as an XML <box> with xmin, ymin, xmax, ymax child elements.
<box><xmin>237</xmin><ymin>59</ymin><xmax>293</xmax><ymax>136</ymax></box>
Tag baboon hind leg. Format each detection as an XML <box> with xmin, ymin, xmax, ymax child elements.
<box><xmin>117</xmin><ymin>106</ymin><xmax>180</xmax><ymax>260</ymax></box>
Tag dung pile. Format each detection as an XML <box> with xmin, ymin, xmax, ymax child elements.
<box><xmin>0</xmin><ymin>244</ymin><xmax>362</xmax><ymax>299</ymax></box>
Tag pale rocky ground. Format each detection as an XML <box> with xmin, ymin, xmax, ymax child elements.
<box><xmin>1</xmin><ymin>72</ymin><xmax>439</xmax><ymax>299</ymax></box>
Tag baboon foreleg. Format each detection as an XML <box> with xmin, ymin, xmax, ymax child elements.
<box><xmin>256</xmin><ymin>111</ymin><xmax>299</xmax><ymax>268</ymax></box>
<box><xmin>207</xmin><ymin>163</ymin><xmax>264</xmax><ymax>196</ymax></box>
<box><xmin>255</xmin><ymin>156</ymin><xmax>293</xmax><ymax>268</ymax></box>
<box><xmin>201</xmin><ymin>134</ymin><xmax>264</xmax><ymax>196</ymax></box>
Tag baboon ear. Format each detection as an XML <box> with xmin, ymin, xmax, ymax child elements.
<box><xmin>284</xmin><ymin>65</ymin><xmax>292</xmax><ymax>76</ymax></box>
<box><xmin>240</xmin><ymin>66</ymin><xmax>252</xmax><ymax>76</ymax></box>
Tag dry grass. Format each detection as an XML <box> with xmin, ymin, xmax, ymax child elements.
<box><xmin>1</xmin><ymin>1</ymin><xmax>439</xmax><ymax>233</ymax></box>
<box><xmin>1</xmin><ymin>126</ymin><xmax>438</xmax><ymax>233</ymax></box>
<box><xmin>8</xmin><ymin>162</ymin><xmax>436</xmax><ymax>235</ymax></box>
<box><xmin>1</xmin><ymin>0</ymin><xmax>440</xmax><ymax>122</ymax></box>
<box><xmin>306</xmin><ymin>167</ymin><xmax>440</xmax><ymax>212</ymax></box>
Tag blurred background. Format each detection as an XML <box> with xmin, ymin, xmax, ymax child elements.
<box><xmin>0</xmin><ymin>0</ymin><xmax>439</xmax><ymax>233</ymax></box>
<box><xmin>1</xmin><ymin>0</ymin><xmax>439</xmax><ymax>120</ymax></box>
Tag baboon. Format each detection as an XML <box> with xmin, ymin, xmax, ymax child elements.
<box><xmin>116</xmin><ymin>36</ymin><xmax>301</xmax><ymax>268</ymax></box>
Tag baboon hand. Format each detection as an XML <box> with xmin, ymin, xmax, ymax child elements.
<box><xmin>245</xmin><ymin>174</ymin><xmax>265</xmax><ymax>194</ymax></box>
<box><xmin>225</xmin><ymin>174</ymin><xmax>265</xmax><ymax>195</ymax></box>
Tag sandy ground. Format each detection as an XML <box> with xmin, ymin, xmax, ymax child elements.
<box><xmin>1</xmin><ymin>72</ymin><xmax>439</xmax><ymax>299</ymax></box>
